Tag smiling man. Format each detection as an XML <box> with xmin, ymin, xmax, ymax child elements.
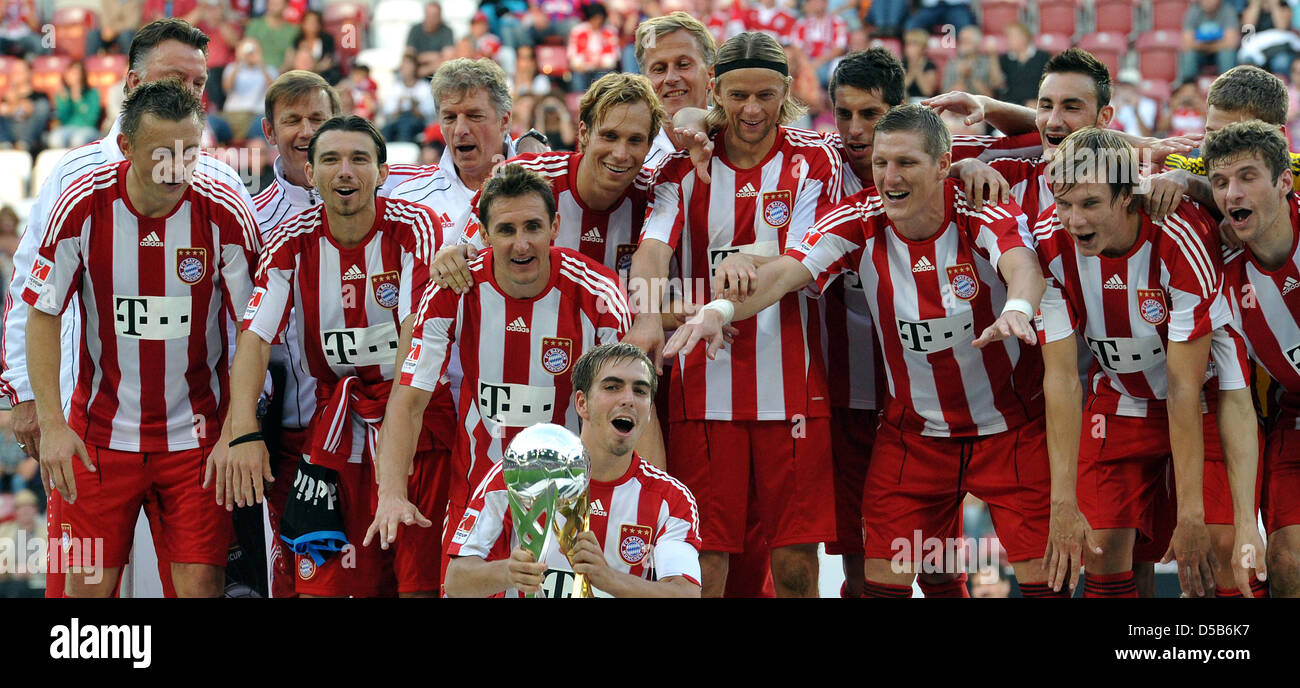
<box><xmin>443</xmin><ymin>343</ymin><xmax>701</xmax><ymax>598</ymax></box>
<box><xmin>367</xmin><ymin>164</ymin><xmax>632</xmax><ymax>577</ymax></box>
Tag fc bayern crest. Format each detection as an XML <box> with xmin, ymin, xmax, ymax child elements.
<box><xmin>175</xmin><ymin>247</ymin><xmax>207</xmax><ymax>285</ymax></box>
<box><xmin>297</xmin><ymin>556</ymin><xmax>316</xmax><ymax>581</ymax></box>
<box><xmin>541</xmin><ymin>337</ymin><xmax>573</xmax><ymax>375</ymax></box>
<box><xmin>946</xmin><ymin>263</ymin><xmax>980</xmax><ymax>301</ymax></box>
<box><xmin>1137</xmin><ymin>288</ymin><xmax>1168</xmax><ymax>325</ymax></box>
<box><xmin>616</xmin><ymin>244</ymin><xmax>637</xmax><ymax>275</ymax></box>
<box><xmin>619</xmin><ymin>523</ymin><xmax>653</xmax><ymax>565</ymax></box>
<box><xmin>370</xmin><ymin>271</ymin><xmax>400</xmax><ymax>309</ymax></box>
<box><xmin>761</xmin><ymin>190</ymin><xmax>792</xmax><ymax>228</ymax></box>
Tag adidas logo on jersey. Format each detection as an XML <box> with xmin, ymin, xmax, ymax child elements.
<box><xmin>589</xmin><ymin>498</ymin><xmax>607</xmax><ymax>516</ymax></box>
<box><xmin>342</xmin><ymin>264</ymin><xmax>365</xmax><ymax>281</ymax></box>
<box><xmin>581</xmin><ymin>227</ymin><xmax>604</xmax><ymax>243</ymax></box>
<box><xmin>1284</xmin><ymin>277</ymin><xmax>1300</xmax><ymax>296</ymax></box>
<box><xmin>736</xmin><ymin>182</ymin><xmax>758</xmax><ymax>198</ymax></box>
<box><xmin>912</xmin><ymin>256</ymin><xmax>935</xmax><ymax>272</ymax></box>
<box><xmin>139</xmin><ymin>231</ymin><xmax>164</xmax><ymax>247</ymax></box>
<box><xmin>1104</xmin><ymin>274</ymin><xmax>1126</xmax><ymax>290</ymax></box>
<box><xmin>506</xmin><ymin>317</ymin><xmax>530</xmax><ymax>333</ymax></box>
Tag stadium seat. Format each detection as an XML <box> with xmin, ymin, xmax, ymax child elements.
<box><xmin>387</xmin><ymin>141</ymin><xmax>420</xmax><ymax>165</ymax></box>
<box><xmin>0</xmin><ymin>150</ymin><xmax>33</xmax><ymax>206</ymax></box>
<box><xmin>1077</xmin><ymin>32</ymin><xmax>1127</xmax><ymax>77</ymax></box>
<box><xmin>0</xmin><ymin>55</ymin><xmax>19</xmax><ymax>95</ymax></box>
<box><xmin>979</xmin><ymin>0</ymin><xmax>1024</xmax><ymax>37</ymax></box>
<box><xmin>536</xmin><ymin>45</ymin><xmax>569</xmax><ymax>77</ymax></box>
<box><xmin>981</xmin><ymin>33</ymin><xmax>1008</xmax><ymax>55</ymax></box>
<box><xmin>85</xmin><ymin>53</ymin><xmax>127</xmax><ymax>108</ymax></box>
<box><xmin>31</xmin><ymin>148</ymin><xmax>70</xmax><ymax>198</ymax></box>
<box><xmin>926</xmin><ymin>36</ymin><xmax>956</xmax><ymax>77</ymax></box>
<box><xmin>1136</xmin><ymin>30</ymin><xmax>1182</xmax><ymax>84</ymax></box>
<box><xmin>52</xmin><ymin>6</ymin><xmax>98</xmax><ymax>62</ymax></box>
<box><xmin>0</xmin><ymin>172</ymin><xmax>26</xmax><ymax>207</ymax></box>
<box><xmin>29</xmin><ymin>55</ymin><xmax>72</xmax><ymax>100</ymax></box>
<box><xmin>1139</xmin><ymin>77</ymin><xmax>1172</xmax><ymax>104</ymax></box>
<box><xmin>869</xmin><ymin>37</ymin><xmax>902</xmax><ymax>58</ymax></box>
<box><xmin>1034</xmin><ymin>32</ymin><xmax>1072</xmax><ymax>56</ymax></box>
<box><xmin>1150</xmin><ymin>0</ymin><xmax>1189</xmax><ymax>32</ymax></box>
<box><xmin>324</xmin><ymin>1</ymin><xmax>370</xmax><ymax>73</ymax></box>
<box><xmin>1093</xmin><ymin>0</ymin><xmax>1135</xmax><ymax>36</ymax></box>
<box><xmin>1036</xmin><ymin>0</ymin><xmax>1077</xmax><ymax>39</ymax></box>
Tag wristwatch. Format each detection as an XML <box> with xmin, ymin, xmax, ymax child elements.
<box><xmin>517</xmin><ymin>128</ymin><xmax>549</xmax><ymax>147</ymax></box>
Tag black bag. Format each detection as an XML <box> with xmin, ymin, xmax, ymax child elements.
<box><xmin>279</xmin><ymin>457</ymin><xmax>348</xmax><ymax>566</ymax></box>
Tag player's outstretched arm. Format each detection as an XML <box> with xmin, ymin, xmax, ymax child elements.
<box><xmin>922</xmin><ymin>91</ymin><xmax>1036</xmax><ymax>135</ymax></box>
<box><xmin>625</xmin><ymin>238</ymin><xmax>676</xmax><ymax>373</ymax></box>
<box><xmin>1216</xmin><ymin>385</ymin><xmax>1268</xmax><ymax>595</ymax></box>
<box><xmin>364</xmin><ymin>380</ymin><xmax>434</xmax><ymax>550</ymax></box>
<box><xmin>211</xmin><ymin>329</ymin><xmax>274</xmax><ymax>511</ymax></box>
<box><xmin>1162</xmin><ymin>334</ymin><xmax>1216</xmax><ymax>597</ymax></box>
<box><xmin>949</xmin><ymin>158</ymin><xmax>1011</xmax><ymax>207</ymax></box>
<box><xmin>28</xmin><ymin>308</ymin><xmax>91</xmax><ymax>504</ymax></box>
<box><xmin>445</xmin><ymin>549</ymin><xmax>545</xmax><ymax>597</ymax></box>
<box><xmin>1041</xmin><ymin>335</ymin><xmax>1100</xmax><ymax>593</ymax></box>
<box><xmin>570</xmin><ymin>532</ymin><xmax>700</xmax><ymax>598</ymax></box>
<box><xmin>664</xmin><ymin>256</ymin><xmax>814</xmax><ymax>360</ymax></box>
<box><xmin>974</xmin><ymin>247</ymin><xmax>1044</xmax><ymax>348</ymax></box>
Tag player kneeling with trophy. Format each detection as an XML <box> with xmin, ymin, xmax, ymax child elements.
<box><xmin>443</xmin><ymin>343</ymin><xmax>702</xmax><ymax>598</ymax></box>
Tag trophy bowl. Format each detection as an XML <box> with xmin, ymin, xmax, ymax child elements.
<box><xmin>502</xmin><ymin>423</ymin><xmax>591</xmax><ymax>507</ymax></box>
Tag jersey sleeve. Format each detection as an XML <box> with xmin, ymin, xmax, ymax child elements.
<box><xmin>640</xmin><ymin>155</ymin><xmax>691</xmax><ymax>249</ymax></box>
<box><xmin>649</xmin><ymin>467</ymin><xmax>702</xmax><ymax>585</ymax></box>
<box><xmin>400</xmin><ymin>278</ymin><xmax>463</xmax><ymax>391</ymax></box>
<box><xmin>447</xmin><ymin>468</ymin><xmax>512</xmax><ymax>561</ymax></box>
<box><xmin>1032</xmin><ymin>214</ymin><xmax>1080</xmax><ymax>344</ymax></box>
<box><xmin>963</xmin><ymin>194</ymin><xmax>1034</xmax><ymax>271</ymax></box>
<box><xmin>205</xmin><ymin>174</ymin><xmax>263</xmax><ymax>326</ymax></box>
<box><xmin>22</xmin><ymin>178</ymin><xmax>94</xmax><ymax>317</ymax></box>
<box><xmin>242</xmin><ymin>238</ymin><xmax>296</xmax><ymax>344</ymax></box>
<box><xmin>1163</xmin><ymin>153</ymin><xmax>1205</xmax><ymax>176</ymax></box>
<box><xmin>572</xmin><ymin>256</ymin><xmax>631</xmax><ymax>342</ymax></box>
<box><xmin>1160</xmin><ymin>208</ymin><xmax>1223</xmax><ymax>342</ymax></box>
<box><xmin>988</xmin><ymin>156</ymin><xmax>1044</xmax><ymax>189</ymax></box>
<box><xmin>786</xmin><ymin>142</ymin><xmax>844</xmax><ymax>241</ymax></box>
<box><xmin>784</xmin><ymin>200</ymin><xmax>868</xmax><ymax>294</ymax></box>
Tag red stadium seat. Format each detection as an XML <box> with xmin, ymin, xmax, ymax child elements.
<box><xmin>981</xmin><ymin>34</ymin><xmax>1008</xmax><ymax>55</ymax></box>
<box><xmin>85</xmin><ymin>53</ymin><xmax>127</xmax><ymax>107</ymax></box>
<box><xmin>1093</xmin><ymin>0</ymin><xmax>1135</xmax><ymax>36</ymax></box>
<box><xmin>1077</xmin><ymin>32</ymin><xmax>1127</xmax><ymax>77</ymax></box>
<box><xmin>869</xmin><ymin>37</ymin><xmax>902</xmax><ymax>58</ymax></box>
<box><xmin>1136</xmin><ymin>30</ymin><xmax>1182</xmax><ymax>84</ymax></box>
<box><xmin>1036</xmin><ymin>0</ymin><xmax>1078</xmax><ymax>39</ymax></box>
<box><xmin>0</xmin><ymin>56</ymin><xmax>18</xmax><ymax>95</ymax></box>
<box><xmin>323</xmin><ymin>2</ymin><xmax>369</xmax><ymax>72</ymax></box>
<box><xmin>52</xmin><ymin>6</ymin><xmax>98</xmax><ymax>62</ymax></box>
<box><xmin>1034</xmin><ymin>33</ymin><xmax>1072</xmax><ymax>55</ymax></box>
<box><xmin>980</xmin><ymin>0</ymin><xmax>1024</xmax><ymax>37</ymax></box>
<box><xmin>926</xmin><ymin>36</ymin><xmax>956</xmax><ymax>77</ymax></box>
<box><xmin>1139</xmin><ymin>77</ymin><xmax>1172</xmax><ymax>104</ymax></box>
<box><xmin>30</xmin><ymin>55</ymin><xmax>72</xmax><ymax>100</ymax></box>
<box><xmin>536</xmin><ymin>45</ymin><xmax>569</xmax><ymax>77</ymax></box>
<box><xmin>1151</xmin><ymin>0</ymin><xmax>1190</xmax><ymax>32</ymax></box>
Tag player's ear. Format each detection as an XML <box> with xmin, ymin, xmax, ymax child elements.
<box><xmin>262</xmin><ymin>116</ymin><xmax>275</xmax><ymax>145</ymax></box>
<box><xmin>575</xmin><ymin>389</ymin><xmax>590</xmax><ymax>421</ymax></box>
<box><xmin>550</xmin><ymin>212</ymin><xmax>560</xmax><ymax>242</ymax></box>
<box><xmin>1097</xmin><ymin>104</ymin><xmax>1115</xmax><ymax>129</ymax></box>
<box><xmin>117</xmin><ymin>133</ymin><xmax>131</xmax><ymax>159</ymax></box>
<box><xmin>936</xmin><ymin>150</ymin><xmax>951</xmax><ymax>179</ymax></box>
<box><xmin>577</xmin><ymin>121</ymin><xmax>589</xmax><ymax>151</ymax></box>
<box><xmin>1280</xmin><ymin>167</ymin><xmax>1293</xmax><ymax>197</ymax></box>
<box><xmin>377</xmin><ymin>161</ymin><xmax>390</xmax><ymax>191</ymax></box>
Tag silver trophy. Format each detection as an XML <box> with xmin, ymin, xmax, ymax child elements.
<box><xmin>502</xmin><ymin>423</ymin><xmax>592</xmax><ymax>598</ymax></box>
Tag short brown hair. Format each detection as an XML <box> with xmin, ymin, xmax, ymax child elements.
<box><xmin>477</xmin><ymin>163</ymin><xmax>556</xmax><ymax>231</ymax></box>
<box><xmin>308</xmin><ymin>115</ymin><xmax>386</xmax><ymax>166</ymax></box>
<box><xmin>634</xmin><ymin>11</ymin><xmax>718</xmax><ymax>69</ymax></box>
<box><xmin>578</xmin><ymin>72</ymin><xmax>667</xmax><ymax>143</ymax></box>
<box><xmin>1207</xmin><ymin>65</ymin><xmax>1289</xmax><ymax>125</ymax></box>
<box><xmin>264</xmin><ymin>70</ymin><xmax>341</xmax><ymax>126</ymax></box>
<box><xmin>121</xmin><ymin>79</ymin><xmax>206</xmax><ymax>143</ymax></box>
<box><xmin>874</xmin><ymin>103</ymin><xmax>951</xmax><ymax>161</ymax></box>
<box><xmin>1203</xmin><ymin>119</ymin><xmax>1292</xmax><ymax>183</ymax></box>
<box><xmin>572</xmin><ymin>342</ymin><xmax>658</xmax><ymax>398</ymax></box>
<box><xmin>128</xmin><ymin>18</ymin><xmax>209</xmax><ymax>75</ymax></box>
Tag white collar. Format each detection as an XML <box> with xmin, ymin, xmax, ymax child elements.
<box><xmin>437</xmin><ymin>133</ymin><xmax>518</xmax><ymax>196</ymax></box>
<box><xmin>272</xmin><ymin>155</ymin><xmax>321</xmax><ymax>207</ymax></box>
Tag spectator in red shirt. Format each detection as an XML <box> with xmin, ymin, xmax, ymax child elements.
<box><xmin>568</xmin><ymin>1</ymin><xmax>620</xmax><ymax>91</ymax></box>
<box><xmin>793</xmin><ymin>0</ymin><xmax>848</xmax><ymax>85</ymax></box>
<box><xmin>744</xmin><ymin>0</ymin><xmax>797</xmax><ymax>44</ymax></box>
<box><xmin>142</xmin><ymin>0</ymin><xmax>200</xmax><ymax>24</ymax></box>
<box><xmin>0</xmin><ymin>0</ymin><xmax>43</xmax><ymax>57</ymax></box>
<box><xmin>470</xmin><ymin>11</ymin><xmax>502</xmax><ymax>60</ymax></box>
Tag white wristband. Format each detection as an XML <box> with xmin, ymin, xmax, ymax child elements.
<box><xmin>1001</xmin><ymin>298</ymin><xmax>1035</xmax><ymax>319</ymax></box>
<box><xmin>699</xmin><ymin>299</ymin><xmax>736</xmax><ymax>326</ymax></box>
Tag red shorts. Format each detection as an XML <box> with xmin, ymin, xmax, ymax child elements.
<box><xmin>862</xmin><ymin>419</ymin><xmax>1050</xmax><ymax>563</ymax></box>
<box><xmin>1262</xmin><ymin>423</ymin><xmax>1300</xmax><ymax>534</ymax></box>
<box><xmin>826</xmin><ymin>407</ymin><xmax>877</xmax><ymax>556</ymax></box>
<box><xmin>54</xmin><ymin>444</ymin><xmax>233</xmax><ymax>570</ymax></box>
<box><xmin>1078</xmin><ymin>412</ymin><xmax>1257</xmax><ymax>557</ymax></box>
<box><xmin>295</xmin><ymin>448</ymin><xmax>448</xmax><ymax>596</ymax></box>
<box><xmin>668</xmin><ymin>418</ymin><xmax>835</xmax><ymax>552</ymax></box>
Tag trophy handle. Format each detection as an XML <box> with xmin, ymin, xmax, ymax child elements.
<box><xmin>507</xmin><ymin>484</ymin><xmax>558</xmax><ymax>599</ymax></box>
<box><xmin>571</xmin><ymin>506</ymin><xmax>593</xmax><ymax>599</ymax></box>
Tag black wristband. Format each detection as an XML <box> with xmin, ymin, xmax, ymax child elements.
<box><xmin>517</xmin><ymin>128</ymin><xmax>549</xmax><ymax>147</ymax></box>
<box><xmin>229</xmin><ymin>431</ymin><xmax>264</xmax><ymax>448</ymax></box>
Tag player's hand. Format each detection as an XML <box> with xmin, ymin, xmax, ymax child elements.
<box><xmin>570</xmin><ymin>530</ymin><xmax>614</xmax><ymax>592</ymax></box>
<box><xmin>11</xmin><ymin>400</ymin><xmax>40</xmax><ymax>460</ymax></box>
<box><xmin>38</xmin><ymin>421</ymin><xmax>93</xmax><ymax>504</ymax></box>
<box><xmin>712</xmin><ymin>253</ymin><xmax>759</xmax><ymax>303</ymax></box>
<box><xmin>506</xmin><ymin>546</ymin><xmax>547</xmax><ymax>594</ymax></box>
<box><xmin>1147</xmin><ymin>133</ymin><xmax>1202</xmax><ymax>164</ymax></box>
<box><xmin>1230</xmin><ymin>523</ymin><xmax>1268</xmax><ymax>598</ymax></box>
<box><xmin>921</xmin><ymin>90</ymin><xmax>985</xmax><ymax>126</ymax></box>
<box><xmin>363</xmin><ymin>493</ymin><xmax>431</xmax><ymax>550</ymax></box>
<box><xmin>1141</xmin><ymin>170</ymin><xmax>1188</xmax><ymax>219</ymax></box>
<box><xmin>203</xmin><ymin>427</ymin><xmax>231</xmax><ymax>508</ymax></box>
<box><xmin>431</xmin><ymin>243</ymin><xmax>477</xmax><ymax>294</ymax></box>
<box><xmin>624</xmin><ymin>314</ymin><xmax>667</xmax><ymax>374</ymax></box>
<box><xmin>953</xmin><ymin>158</ymin><xmax>1011</xmax><ymax>207</ymax></box>
<box><xmin>973</xmin><ymin>310</ymin><xmax>1036</xmax><ymax>348</ymax></box>
<box><xmin>229</xmin><ymin>439</ymin><xmax>273</xmax><ymax>510</ymax></box>
<box><xmin>673</xmin><ymin>127</ymin><xmax>714</xmax><ymax>184</ymax></box>
<box><xmin>1043</xmin><ymin>501</ymin><xmax>1101</xmax><ymax>593</ymax></box>
<box><xmin>516</xmin><ymin>134</ymin><xmax>549</xmax><ymax>155</ymax></box>
<box><xmin>663</xmin><ymin>307</ymin><xmax>728</xmax><ymax>361</ymax></box>
<box><xmin>1162</xmin><ymin>518</ymin><xmax>1217</xmax><ymax>598</ymax></box>
<box><xmin>1218</xmin><ymin>216</ymin><xmax>1243</xmax><ymax>251</ymax></box>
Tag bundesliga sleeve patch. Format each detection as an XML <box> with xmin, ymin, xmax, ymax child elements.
<box><xmin>452</xmin><ymin>509</ymin><xmax>479</xmax><ymax>545</ymax></box>
<box><xmin>795</xmin><ymin>230</ymin><xmax>823</xmax><ymax>254</ymax></box>
<box><xmin>402</xmin><ymin>339</ymin><xmax>422</xmax><ymax>375</ymax></box>
<box><xmin>243</xmin><ymin>287</ymin><xmax>266</xmax><ymax>322</ymax></box>
<box><xmin>26</xmin><ymin>257</ymin><xmax>58</xmax><ymax>310</ymax></box>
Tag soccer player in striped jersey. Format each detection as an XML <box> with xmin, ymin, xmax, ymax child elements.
<box><xmin>366</xmin><ymin>164</ymin><xmax>634</xmax><ymax>567</ymax></box>
<box><xmin>24</xmin><ymin>81</ymin><xmax>261</xmax><ymax>597</ymax></box>
<box><xmin>226</xmin><ymin>116</ymin><xmax>453</xmax><ymax>597</ymax></box>
<box><xmin>1204</xmin><ymin>121</ymin><xmax>1300</xmax><ymax>596</ymax></box>
<box><xmin>626</xmin><ymin>32</ymin><xmax>844</xmax><ymax>598</ymax></box>
<box><xmin>666</xmin><ymin>104</ymin><xmax>1060</xmax><ymax>598</ymax></box>
<box><xmin>444</xmin><ymin>343</ymin><xmax>701</xmax><ymax>598</ymax></box>
<box><xmin>1035</xmin><ymin>128</ymin><xmax>1264</xmax><ymax>598</ymax></box>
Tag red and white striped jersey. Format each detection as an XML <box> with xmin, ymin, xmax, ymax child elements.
<box><xmin>448</xmin><ymin>454</ymin><xmax>701</xmax><ymax>597</ymax></box>
<box><xmin>22</xmin><ymin>160</ymin><xmax>261</xmax><ymax>452</ymax></box>
<box><xmin>461</xmin><ymin>151</ymin><xmax>654</xmax><ymax>283</ymax></box>
<box><xmin>788</xmin><ymin>180</ymin><xmax>1041</xmax><ymax>437</ymax></box>
<box><xmin>567</xmin><ymin>22</ymin><xmax>620</xmax><ymax>72</ymax></box>
<box><xmin>1222</xmin><ymin>194</ymin><xmax>1300</xmax><ymax>428</ymax></box>
<box><xmin>401</xmin><ymin>247</ymin><xmax>631</xmax><ymax>502</ymax></box>
<box><xmin>645</xmin><ymin>129</ymin><xmax>677</xmax><ymax>174</ymax></box>
<box><xmin>1034</xmin><ymin>203</ymin><xmax>1239</xmax><ymax>418</ymax></box>
<box><xmin>642</xmin><ymin>126</ymin><xmax>843</xmax><ymax>421</ymax></box>
<box><xmin>819</xmin><ymin>131</ymin><xmax>1046</xmax><ymax>195</ymax></box>
<box><xmin>706</xmin><ymin>10</ymin><xmax>746</xmax><ymax>44</ymax></box>
<box><xmin>242</xmin><ymin>197</ymin><xmax>450</xmax><ymax>461</ymax></box>
<box><xmin>743</xmin><ymin>6</ymin><xmax>797</xmax><ymax>42</ymax></box>
<box><xmin>988</xmin><ymin>156</ymin><xmax>1051</xmax><ymax>227</ymax></box>
<box><xmin>249</xmin><ymin>157</ymin><xmax>434</xmax><ymax>429</ymax></box>
<box><xmin>793</xmin><ymin>14</ymin><xmax>847</xmax><ymax>60</ymax></box>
